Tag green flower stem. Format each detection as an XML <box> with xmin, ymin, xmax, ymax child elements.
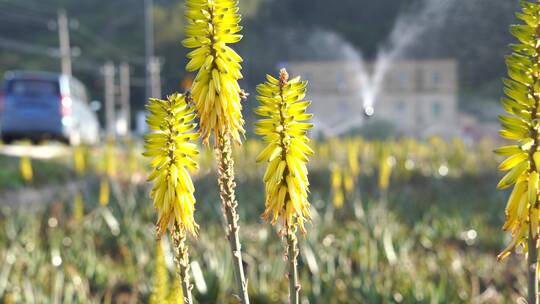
<box><xmin>528</xmin><ymin>224</ymin><xmax>539</xmax><ymax>304</ymax></box>
<box><xmin>216</xmin><ymin>133</ymin><xmax>250</xmax><ymax>304</ymax></box>
<box><xmin>526</xmin><ymin>21</ymin><xmax>540</xmax><ymax>304</ymax></box>
<box><xmin>286</xmin><ymin>228</ymin><xmax>300</xmax><ymax>304</ymax></box>
<box><xmin>172</xmin><ymin>228</ymin><xmax>193</xmax><ymax>304</ymax></box>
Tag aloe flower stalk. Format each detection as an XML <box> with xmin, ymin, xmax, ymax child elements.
<box><xmin>255</xmin><ymin>69</ymin><xmax>314</xmax><ymax>304</ymax></box>
<box><xmin>183</xmin><ymin>0</ymin><xmax>250</xmax><ymax>302</ymax></box>
<box><xmin>172</xmin><ymin>228</ymin><xmax>193</xmax><ymax>304</ymax></box>
<box><xmin>495</xmin><ymin>2</ymin><xmax>540</xmax><ymax>303</ymax></box>
<box><xmin>149</xmin><ymin>240</ymin><xmax>169</xmax><ymax>304</ymax></box>
<box><xmin>144</xmin><ymin>93</ymin><xmax>200</xmax><ymax>304</ymax></box>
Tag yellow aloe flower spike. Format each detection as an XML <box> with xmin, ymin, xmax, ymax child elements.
<box><xmin>496</xmin><ymin>2</ymin><xmax>540</xmax><ymax>303</ymax></box>
<box><xmin>144</xmin><ymin>93</ymin><xmax>200</xmax><ymax>237</ymax></box>
<box><xmin>495</xmin><ymin>1</ymin><xmax>540</xmax><ymax>262</ymax></box>
<box><xmin>183</xmin><ymin>0</ymin><xmax>245</xmax><ymax>144</ymax></box>
<box><xmin>255</xmin><ymin>68</ymin><xmax>314</xmax><ymax>233</ymax></box>
<box><xmin>184</xmin><ymin>2</ymin><xmax>249</xmax><ymax>300</ymax></box>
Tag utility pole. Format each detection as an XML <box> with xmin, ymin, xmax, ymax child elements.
<box><xmin>119</xmin><ymin>62</ymin><xmax>131</xmax><ymax>136</ymax></box>
<box><xmin>57</xmin><ymin>9</ymin><xmax>72</xmax><ymax>76</ymax></box>
<box><xmin>144</xmin><ymin>0</ymin><xmax>154</xmax><ymax>99</ymax></box>
<box><xmin>149</xmin><ymin>56</ymin><xmax>161</xmax><ymax>98</ymax></box>
<box><xmin>103</xmin><ymin>62</ymin><xmax>116</xmax><ymax>139</ymax></box>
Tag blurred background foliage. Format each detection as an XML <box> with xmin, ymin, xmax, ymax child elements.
<box><xmin>0</xmin><ymin>0</ymin><xmax>519</xmax><ymax>128</ymax></box>
<box><xmin>0</xmin><ymin>137</ymin><xmax>526</xmax><ymax>303</ymax></box>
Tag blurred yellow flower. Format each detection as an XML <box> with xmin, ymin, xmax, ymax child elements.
<box><xmin>144</xmin><ymin>94</ymin><xmax>200</xmax><ymax>237</ymax></box>
<box><xmin>255</xmin><ymin>69</ymin><xmax>313</xmax><ymax>233</ymax></box>
<box><xmin>331</xmin><ymin>166</ymin><xmax>344</xmax><ymax>208</ymax></box>
<box><xmin>378</xmin><ymin>155</ymin><xmax>393</xmax><ymax>191</ymax></box>
<box><xmin>99</xmin><ymin>178</ymin><xmax>109</xmax><ymax>206</ymax></box>
<box><xmin>73</xmin><ymin>145</ymin><xmax>86</xmax><ymax>176</ymax></box>
<box><xmin>20</xmin><ymin>156</ymin><xmax>33</xmax><ymax>183</ymax></box>
<box><xmin>343</xmin><ymin>170</ymin><xmax>355</xmax><ymax>197</ymax></box>
<box><xmin>347</xmin><ymin>141</ymin><xmax>360</xmax><ymax>176</ymax></box>
<box><xmin>73</xmin><ymin>192</ymin><xmax>84</xmax><ymax>222</ymax></box>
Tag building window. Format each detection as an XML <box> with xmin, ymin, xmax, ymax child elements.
<box><xmin>400</xmin><ymin>73</ymin><xmax>409</xmax><ymax>88</ymax></box>
<box><xmin>336</xmin><ymin>74</ymin><xmax>346</xmax><ymax>91</ymax></box>
<box><xmin>397</xmin><ymin>101</ymin><xmax>406</xmax><ymax>111</ymax></box>
<box><xmin>432</xmin><ymin>102</ymin><xmax>442</xmax><ymax>116</ymax></box>
<box><xmin>432</xmin><ymin>72</ymin><xmax>441</xmax><ymax>88</ymax></box>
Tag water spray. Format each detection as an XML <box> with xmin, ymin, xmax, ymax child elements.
<box><xmin>292</xmin><ymin>0</ymin><xmax>454</xmax><ymax>135</ymax></box>
<box><xmin>363</xmin><ymin>105</ymin><xmax>374</xmax><ymax>118</ymax></box>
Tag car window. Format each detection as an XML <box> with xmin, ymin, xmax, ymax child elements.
<box><xmin>8</xmin><ymin>80</ymin><xmax>59</xmax><ymax>97</ymax></box>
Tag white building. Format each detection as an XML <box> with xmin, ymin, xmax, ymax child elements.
<box><xmin>285</xmin><ymin>59</ymin><xmax>459</xmax><ymax>138</ymax></box>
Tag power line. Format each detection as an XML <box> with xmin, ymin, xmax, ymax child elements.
<box><xmin>0</xmin><ymin>1</ymin><xmax>148</xmax><ymax>83</ymax></box>
<box><xmin>0</xmin><ymin>36</ymin><xmax>58</xmax><ymax>57</ymax></box>
<box><xmin>0</xmin><ymin>36</ymin><xmax>115</xmax><ymax>77</ymax></box>
<box><xmin>76</xmin><ymin>24</ymin><xmax>145</xmax><ymax>66</ymax></box>
<box><xmin>0</xmin><ymin>9</ymin><xmax>50</xmax><ymax>25</ymax></box>
<box><xmin>0</xmin><ymin>0</ymin><xmax>56</xmax><ymax>17</ymax></box>
<box><xmin>0</xmin><ymin>7</ymin><xmax>145</xmax><ymax>68</ymax></box>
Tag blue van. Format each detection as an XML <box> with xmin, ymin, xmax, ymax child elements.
<box><xmin>0</xmin><ymin>71</ymin><xmax>99</xmax><ymax>145</ymax></box>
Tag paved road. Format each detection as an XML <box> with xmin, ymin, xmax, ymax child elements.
<box><xmin>0</xmin><ymin>144</ymin><xmax>71</xmax><ymax>159</ymax></box>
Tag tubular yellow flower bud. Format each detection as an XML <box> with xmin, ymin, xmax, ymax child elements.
<box><xmin>255</xmin><ymin>68</ymin><xmax>314</xmax><ymax>233</ymax></box>
<box><xmin>144</xmin><ymin>93</ymin><xmax>200</xmax><ymax>237</ymax></box>
<box><xmin>183</xmin><ymin>0</ymin><xmax>245</xmax><ymax>144</ymax></box>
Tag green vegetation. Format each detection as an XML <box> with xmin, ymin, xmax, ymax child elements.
<box><xmin>0</xmin><ymin>137</ymin><xmax>525</xmax><ymax>303</ymax></box>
